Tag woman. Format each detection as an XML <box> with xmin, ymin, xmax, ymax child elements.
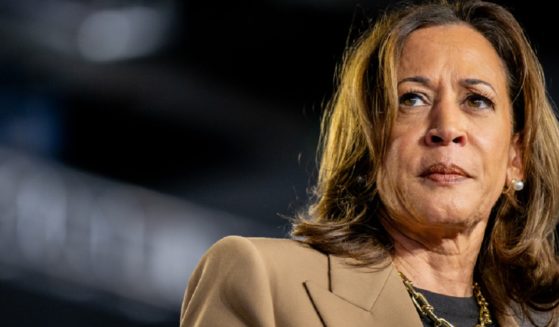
<box><xmin>181</xmin><ymin>0</ymin><xmax>559</xmax><ymax>326</ymax></box>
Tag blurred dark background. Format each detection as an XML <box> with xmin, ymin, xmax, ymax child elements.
<box><xmin>0</xmin><ymin>0</ymin><xmax>556</xmax><ymax>326</ymax></box>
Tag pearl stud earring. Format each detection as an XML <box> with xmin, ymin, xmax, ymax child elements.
<box><xmin>512</xmin><ymin>179</ymin><xmax>524</xmax><ymax>191</ymax></box>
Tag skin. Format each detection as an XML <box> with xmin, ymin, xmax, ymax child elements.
<box><xmin>378</xmin><ymin>24</ymin><xmax>524</xmax><ymax>296</ymax></box>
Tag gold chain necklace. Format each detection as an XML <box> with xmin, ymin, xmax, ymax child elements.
<box><xmin>398</xmin><ymin>272</ymin><xmax>493</xmax><ymax>327</ymax></box>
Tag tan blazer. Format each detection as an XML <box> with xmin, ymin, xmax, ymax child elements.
<box><xmin>181</xmin><ymin>236</ymin><xmax>520</xmax><ymax>327</ymax></box>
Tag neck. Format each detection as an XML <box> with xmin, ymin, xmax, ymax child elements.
<box><xmin>383</xmin><ymin>218</ymin><xmax>487</xmax><ymax>297</ymax></box>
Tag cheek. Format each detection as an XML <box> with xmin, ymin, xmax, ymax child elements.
<box><xmin>378</xmin><ymin>142</ymin><xmax>398</xmax><ymax>194</ymax></box>
<box><xmin>475</xmin><ymin>129</ymin><xmax>511</xmax><ymax>177</ymax></box>
<box><xmin>382</xmin><ymin>125</ymin><xmax>424</xmax><ymax>181</ymax></box>
<box><xmin>378</xmin><ymin>136</ymin><xmax>416</xmax><ymax>196</ymax></box>
<box><xmin>383</xmin><ymin>138</ymin><xmax>409</xmax><ymax>176</ymax></box>
<box><xmin>469</xmin><ymin>133</ymin><xmax>513</xmax><ymax>205</ymax></box>
<box><xmin>384</xmin><ymin>127</ymin><xmax>421</xmax><ymax>168</ymax></box>
<box><xmin>377</xmin><ymin>137</ymin><xmax>424</xmax><ymax>223</ymax></box>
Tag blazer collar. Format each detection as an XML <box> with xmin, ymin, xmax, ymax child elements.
<box><xmin>304</xmin><ymin>254</ymin><xmax>422</xmax><ymax>327</ymax></box>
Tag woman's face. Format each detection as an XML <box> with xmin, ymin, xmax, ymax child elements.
<box><xmin>378</xmin><ymin>24</ymin><xmax>522</xmax><ymax>233</ymax></box>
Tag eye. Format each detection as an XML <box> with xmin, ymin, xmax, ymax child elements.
<box><xmin>399</xmin><ymin>92</ymin><xmax>428</xmax><ymax>108</ymax></box>
<box><xmin>465</xmin><ymin>93</ymin><xmax>494</xmax><ymax>110</ymax></box>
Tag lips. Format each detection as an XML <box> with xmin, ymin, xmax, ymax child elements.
<box><xmin>420</xmin><ymin>163</ymin><xmax>471</xmax><ymax>183</ymax></box>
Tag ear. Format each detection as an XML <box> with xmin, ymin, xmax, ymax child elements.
<box><xmin>507</xmin><ymin>133</ymin><xmax>524</xmax><ymax>181</ymax></box>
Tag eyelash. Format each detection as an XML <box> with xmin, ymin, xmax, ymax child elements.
<box><xmin>464</xmin><ymin>92</ymin><xmax>495</xmax><ymax>110</ymax></box>
<box><xmin>399</xmin><ymin>91</ymin><xmax>428</xmax><ymax>107</ymax></box>
<box><xmin>398</xmin><ymin>91</ymin><xmax>495</xmax><ymax>110</ymax></box>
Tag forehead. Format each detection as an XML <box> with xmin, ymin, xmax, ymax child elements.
<box><xmin>397</xmin><ymin>24</ymin><xmax>508</xmax><ymax>93</ymax></box>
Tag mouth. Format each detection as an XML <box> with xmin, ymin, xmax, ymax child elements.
<box><xmin>419</xmin><ymin>163</ymin><xmax>471</xmax><ymax>184</ymax></box>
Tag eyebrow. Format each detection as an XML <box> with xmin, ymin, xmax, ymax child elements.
<box><xmin>397</xmin><ymin>76</ymin><xmax>497</xmax><ymax>93</ymax></box>
<box><xmin>461</xmin><ymin>78</ymin><xmax>496</xmax><ymax>93</ymax></box>
<box><xmin>397</xmin><ymin>76</ymin><xmax>431</xmax><ymax>86</ymax></box>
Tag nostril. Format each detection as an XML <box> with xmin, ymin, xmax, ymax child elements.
<box><xmin>452</xmin><ymin>136</ymin><xmax>465</xmax><ymax>144</ymax></box>
<box><xmin>431</xmin><ymin>135</ymin><xmax>443</xmax><ymax>143</ymax></box>
<box><xmin>426</xmin><ymin>129</ymin><xmax>466</xmax><ymax>146</ymax></box>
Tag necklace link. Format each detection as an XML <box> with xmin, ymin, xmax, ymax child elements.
<box><xmin>399</xmin><ymin>272</ymin><xmax>493</xmax><ymax>327</ymax></box>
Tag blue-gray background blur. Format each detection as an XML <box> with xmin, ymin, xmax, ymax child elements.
<box><xmin>0</xmin><ymin>0</ymin><xmax>556</xmax><ymax>326</ymax></box>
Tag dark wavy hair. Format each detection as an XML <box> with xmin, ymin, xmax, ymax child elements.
<box><xmin>292</xmin><ymin>0</ymin><xmax>559</xmax><ymax>324</ymax></box>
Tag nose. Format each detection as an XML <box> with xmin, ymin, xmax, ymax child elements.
<box><xmin>424</xmin><ymin>100</ymin><xmax>467</xmax><ymax>146</ymax></box>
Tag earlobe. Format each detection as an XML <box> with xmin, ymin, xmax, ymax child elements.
<box><xmin>503</xmin><ymin>134</ymin><xmax>525</xmax><ymax>194</ymax></box>
<box><xmin>508</xmin><ymin>133</ymin><xmax>524</xmax><ymax>181</ymax></box>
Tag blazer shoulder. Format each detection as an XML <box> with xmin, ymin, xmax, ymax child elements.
<box><xmin>182</xmin><ymin>236</ymin><xmax>329</xmax><ymax>326</ymax></box>
<box><xmin>208</xmin><ymin>235</ymin><xmax>325</xmax><ymax>263</ymax></box>
<box><xmin>204</xmin><ymin>235</ymin><xmax>328</xmax><ymax>281</ymax></box>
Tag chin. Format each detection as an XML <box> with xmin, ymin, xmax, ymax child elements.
<box><xmin>416</xmin><ymin>206</ymin><xmax>487</xmax><ymax>230</ymax></box>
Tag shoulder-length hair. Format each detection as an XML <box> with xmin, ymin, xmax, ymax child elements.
<box><xmin>292</xmin><ymin>0</ymin><xmax>559</xmax><ymax>322</ymax></box>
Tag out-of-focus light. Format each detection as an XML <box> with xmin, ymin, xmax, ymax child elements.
<box><xmin>15</xmin><ymin>168</ymin><xmax>67</xmax><ymax>266</ymax></box>
<box><xmin>77</xmin><ymin>6</ymin><xmax>168</xmax><ymax>62</ymax></box>
<box><xmin>0</xmin><ymin>148</ymin><xmax>269</xmax><ymax>311</ymax></box>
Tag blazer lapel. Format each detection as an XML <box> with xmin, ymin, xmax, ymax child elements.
<box><xmin>304</xmin><ymin>255</ymin><xmax>422</xmax><ymax>327</ymax></box>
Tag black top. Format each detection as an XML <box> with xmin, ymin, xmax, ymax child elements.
<box><xmin>415</xmin><ymin>287</ymin><xmax>498</xmax><ymax>327</ymax></box>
